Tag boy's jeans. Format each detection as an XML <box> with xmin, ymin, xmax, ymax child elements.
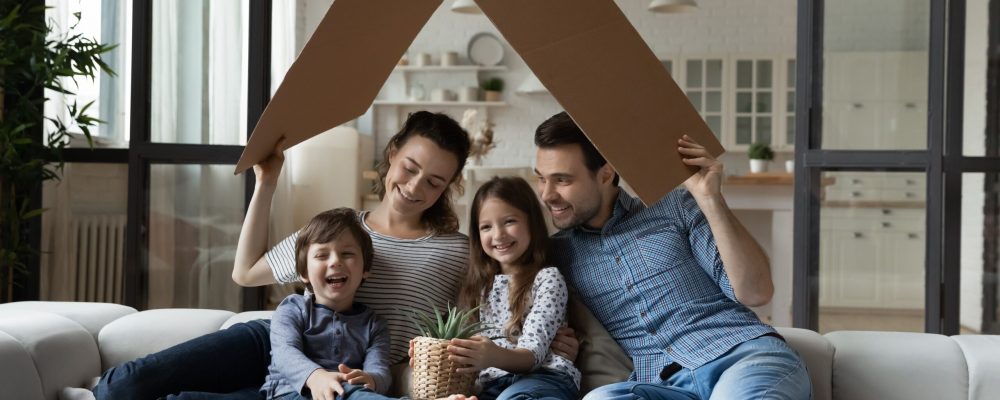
<box><xmin>93</xmin><ymin>320</ymin><xmax>272</xmax><ymax>400</ymax></box>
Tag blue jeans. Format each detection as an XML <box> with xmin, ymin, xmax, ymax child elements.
<box><xmin>477</xmin><ymin>369</ymin><xmax>578</xmax><ymax>400</ymax></box>
<box><xmin>273</xmin><ymin>384</ymin><xmax>392</xmax><ymax>400</ymax></box>
<box><xmin>93</xmin><ymin>320</ymin><xmax>272</xmax><ymax>400</ymax></box>
<box><xmin>583</xmin><ymin>336</ymin><xmax>812</xmax><ymax>400</ymax></box>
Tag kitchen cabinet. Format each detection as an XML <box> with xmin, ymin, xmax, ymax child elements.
<box><xmin>822</xmin><ymin>51</ymin><xmax>927</xmax><ymax>150</ymax></box>
<box><xmin>819</xmin><ymin>206</ymin><xmax>925</xmax><ymax>310</ymax></box>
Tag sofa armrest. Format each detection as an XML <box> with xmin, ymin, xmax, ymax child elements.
<box><xmin>0</xmin><ymin>311</ymin><xmax>102</xmax><ymax>400</ymax></box>
<box><xmin>952</xmin><ymin>335</ymin><xmax>1000</xmax><ymax>400</ymax></box>
<box><xmin>0</xmin><ymin>301</ymin><xmax>136</xmax><ymax>342</ymax></box>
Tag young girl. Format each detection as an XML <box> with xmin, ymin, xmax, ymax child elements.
<box><xmin>448</xmin><ymin>176</ymin><xmax>580</xmax><ymax>400</ymax></box>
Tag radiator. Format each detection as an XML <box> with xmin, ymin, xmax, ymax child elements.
<box><xmin>67</xmin><ymin>215</ymin><xmax>126</xmax><ymax>302</ymax></box>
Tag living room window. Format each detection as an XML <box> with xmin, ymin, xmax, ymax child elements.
<box><xmin>33</xmin><ymin>0</ymin><xmax>273</xmax><ymax>311</ymax></box>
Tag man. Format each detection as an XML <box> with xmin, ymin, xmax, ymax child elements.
<box><xmin>534</xmin><ymin>112</ymin><xmax>811</xmax><ymax>399</ymax></box>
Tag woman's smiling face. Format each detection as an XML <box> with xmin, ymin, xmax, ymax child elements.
<box><xmin>383</xmin><ymin>135</ymin><xmax>459</xmax><ymax>217</ymax></box>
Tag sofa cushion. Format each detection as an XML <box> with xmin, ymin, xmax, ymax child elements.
<box><xmin>0</xmin><ymin>311</ymin><xmax>102</xmax><ymax>400</ymax></box>
<box><xmin>952</xmin><ymin>335</ymin><xmax>1000</xmax><ymax>400</ymax></box>
<box><xmin>567</xmin><ymin>297</ymin><xmax>632</xmax><ymax>394</ymax></box>
<box><xmin>0</xmin><ymin>330</ymin><xmax>46</xmax><ymax>400</ymax></box>
<box><xmin>776</xmin><ymin>327</ymin><xmax>833</xmax><ymax>400</ymax></box>
<box><xmin>0</xmin><ymin>301</ymin><xmax>136</xmax><ymax>341</ymax></box>
<box><xmin>98</xmin><ymin>308</ymin><xmax>235</xmax><ymax>370</ymax></box>
<box><xmin>826</xmin><ymin>331</ymin><xmax>968</xmax><ymax>400</ymax></box>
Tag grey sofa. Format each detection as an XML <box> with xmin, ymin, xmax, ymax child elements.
<box><xmin>1</xmin><ymin>301</ymin><xmax>998</xmax><ymax>400</ymax></box>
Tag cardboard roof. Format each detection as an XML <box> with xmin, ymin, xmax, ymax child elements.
<box><xmin>234</xmin><ymin>0</ymin><xmax>440</xmax><ymax>174</ymax></box>
<box><xmin>237</xmin><ymin>0</ymin><xmax>724</xmax><ymax>206</ymax></box>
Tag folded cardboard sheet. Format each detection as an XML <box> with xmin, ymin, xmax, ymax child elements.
<box><xmin>237</xmin><ymin>0</ymin><xmax>724</xmax><ymax>206</ymax></box>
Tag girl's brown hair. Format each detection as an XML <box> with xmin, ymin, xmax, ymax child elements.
<box><xmin>295</xmin><ymin>208</ymin><xmax>374</xmax><ymax>292</ymax></box>
<box><xmin>459</xmin><ymin>176</ymin><xmax>550</xmax><ymax>341</ymax></box>
<box><xmin>373</xmin><ymin>111</ymin><xmax>471</xmax><ymax>234</ymax></box>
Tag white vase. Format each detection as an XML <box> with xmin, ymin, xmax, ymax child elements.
<box><xmin>750</xmin><ymin>159</ymin><xmax>769</xmax><ymax>174</ymax></box>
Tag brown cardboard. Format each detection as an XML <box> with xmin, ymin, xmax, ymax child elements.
<box><xmin>234</xmin><ymin>0</ymin><xmax>441</xmax><ymax>174</ymax></box>
<box><xmin>475</xmin><ymin>0</ymin><xmax>724</xmax><ymax>205</ymax></box>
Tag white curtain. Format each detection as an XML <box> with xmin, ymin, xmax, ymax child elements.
<box><xmin>147</xmin><ymin>0</ymin><xmax>248</xmax><ymax>311</ymax></box>
<box><xmin>266</xmin><ymin>0</ymin><xmax>304</xmax><ymax>307</ymax></box>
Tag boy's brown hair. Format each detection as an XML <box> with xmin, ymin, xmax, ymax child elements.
<box><xmin>294</xmin><ymin>208</ymin><xmax>374</xmax><ymax>291</ymax></box>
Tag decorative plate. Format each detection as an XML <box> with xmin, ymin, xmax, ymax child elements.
<box><xmin>467</xmin><ymin>33</ymin><xmax>504</xmax><ymax>66</ymax></box>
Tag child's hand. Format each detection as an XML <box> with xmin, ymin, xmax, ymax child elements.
<box><xmin>447</xmin><ymin>335</ymin><xmax>497</xmax><ymax>374</ymax></box>
<box><xmin>337</xmin><ymin>364</ymin><xmax>376</xmax><ymax>391</ymax></box>
<box><xmin>550</xmin><ymin>327</ymin><xmax>580</xmax><ymax>362</ymax></box>
<box><xmin>305</xmin><ymin>369</ymin><xmax>346</xmax><ymax>400</ymax></box>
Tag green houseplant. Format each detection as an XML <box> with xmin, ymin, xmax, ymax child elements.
<box><xmin>481</xmin><ymin>77</ymin><xmax>504</xmax><ymax>102</ymax></box>
<box><xmin>747</xmin><ymin>142</ymin><xmax>774</xmax><ymax>174</ymax></box>
<box><xmin>407</xmin><ymin>303</ymin><xmax>489</xmax><ymax>399</ymax></box>
<box><xmin>0</xmin><ymin>4</ymin><xmax>115</xmax><ymax>301</ymax></box>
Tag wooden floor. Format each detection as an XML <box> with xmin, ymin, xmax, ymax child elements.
<box><xmin>819</xmin><ymin>308</ymin><xmax>978</xmax><ymax>334</ymax></box>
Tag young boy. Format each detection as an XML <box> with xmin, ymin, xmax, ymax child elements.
<box><xmin>262</xmin><ymin>208</ymin><xmax>392</xmax><ymax>400</ymax></box>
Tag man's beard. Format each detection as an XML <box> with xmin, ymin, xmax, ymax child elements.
<box><xmin>551</xmin><ymin>200</ymin><xmax>600</xmax><ymax>230</ymax></box>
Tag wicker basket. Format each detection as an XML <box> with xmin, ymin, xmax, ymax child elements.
<box><xmin>410</xmin><ymin>336</ymin><xmax>474</xmax><ymax>399</ymax></box>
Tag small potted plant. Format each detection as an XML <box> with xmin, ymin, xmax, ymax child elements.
<box><xmin>748</xmin><ymin>142</ymin><xmax>774</xmax><ymax>174</ymax></box>
<box><xmin>407</xmin><ymin>303</ymin><xmax>489</xmax><ymax>399</ymax></box>
<box><xmin>481</xmin><ymin>77</ymin><xmax>504</xmax><ymax>102</ymax></box>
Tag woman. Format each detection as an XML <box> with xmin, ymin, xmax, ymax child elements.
<box><xmin>94</xmin><ymin>111</ymin><xmax>577</xmax><ymax>399</ymax></box>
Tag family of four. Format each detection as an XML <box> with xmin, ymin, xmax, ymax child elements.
<box><xmin>92</xmin><ymin>111</ymin><xmax>812</xmax><ymax>400</ymax></box>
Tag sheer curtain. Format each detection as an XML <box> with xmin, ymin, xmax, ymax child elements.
<box><xmin>40</xmin><ymin>0</ymin><xmax>131</xmax><ymax>301</ymax></box>
<box><xmin>147</xmin><ymin>0</ymin><xmax>248</xmax><ymax>311</ymax></box>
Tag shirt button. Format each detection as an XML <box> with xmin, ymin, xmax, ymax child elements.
<box><xmin>627</xmin><ymin>284</ymin><xmax>633</xmax><ymax>291</ymax></box>
<box><xmin>667</xmin><ymin>346</ymin><xmax>673</xmax><ymax>353</ymax></box>
<box><xmin>640</xmin><ymin>311</ymin><xmax>647</xmax><ymax>318</ymax></box>
<box><xmin>615</xmin><ymin>256</ymin><xmax>621</xmax><ymax>264</ymax></box>
<box><xmin>649</xmin><ymin>328</ymin><xmax>656</xmax><ymax>335</ymax></box>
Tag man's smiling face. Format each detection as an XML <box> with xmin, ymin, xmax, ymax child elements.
<box><xmin>534</xmin><ymin>144</ymin><xmax>605</xmax><ymax>230</ymax></box>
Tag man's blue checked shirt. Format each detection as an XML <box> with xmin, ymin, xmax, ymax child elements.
<box><xmin>552</xmin><ymin>189</ymin><xmax>775</xmax><ymax>382</ymax></box>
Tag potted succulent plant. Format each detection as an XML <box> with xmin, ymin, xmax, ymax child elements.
<box><xmin>480</xmin><ymin>77</ymin><xmax>504</xmax><ymax>102</ymax></box>
<box><xmin>747</xmin><ymin>142</ymin><xmax>775</xmax><ymax>174</ymax></box>
<box><xmin>407</xmin><ymin>303</ymin><xmax>489</xmax><ymax>400</ymax></box>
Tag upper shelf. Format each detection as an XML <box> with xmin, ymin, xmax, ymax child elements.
<box><xmin>392</xmin><ymin>65</ymin><xmax>507</xmax><ymax>73</ymax></box>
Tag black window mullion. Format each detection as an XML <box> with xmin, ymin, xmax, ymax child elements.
<box><xmin>125</xmin><ymin>0</ymin><xmax>152</xmax><ymax>310</ymax></box>
<box><xmin>242</xmin><ymin>0</ymin><xmax>272</xmax><ymax>311</ymax></box>
<box><xmin>133</xmin><ymin>143</ymin><xmax>245</xmax><ymax>164</ymax></box>
<box><xmin>939</xmin><ymin>0</ymin><xmax>966</xmax><ymax>335</ymax></box>
<box><xmin>793</xmin><ymin>0</ymin><xmax>824</xmax><ymax>330</ymax></box>
<box><xmin>802</xmin><ymin>150</ymin><xmax>928</xmax><ymax>170</ymax></box>
<box><xmin>925</xmin><ymin>0</ymin><xmax>950</xmax><ymax>335</ymax></box>
<box><xmin>63</xmin><ymin>148</ymin><xmax>130</xmax><ymax>163</ymax></box>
